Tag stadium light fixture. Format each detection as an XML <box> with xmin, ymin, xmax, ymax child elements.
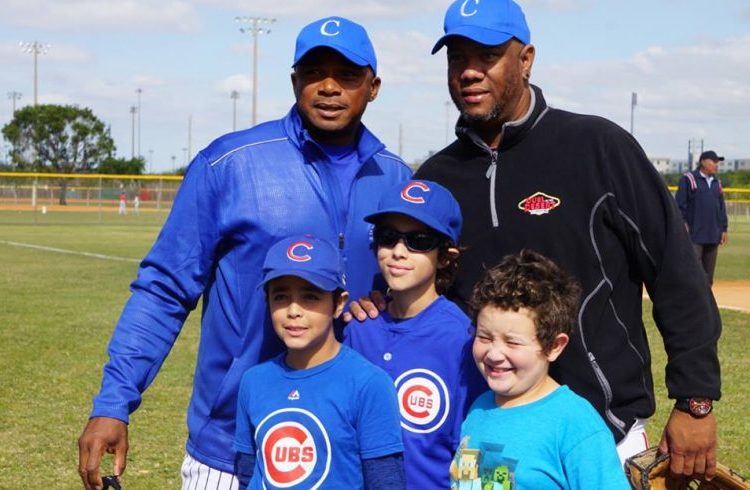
<box><xmin>230</xmin><ymin>90</ymin><xmax>240</xmax><ymax>131</ymax></box>
<box><xmin>129</xmin><ymin>106</ymin><xmax>137</xmax><ymax>159</ymax></box>
<box><xmin>235</xmin><ymin>16</ymin><xmax>275</xmax><ymax>127</ymax></box>
<box><xmin>19</xmin><ymin>41</ymin><xmax>51</xmax><ymax>106</ymax></box>
<box><xmin>136</xmin><ymin>88</ymin><xmax>143</xmax><ymax>158</ymax></box>
<box><xmin>7</xmin><ymin>91</ymin><xmax>22</xmax><ymax>115</ymax></box>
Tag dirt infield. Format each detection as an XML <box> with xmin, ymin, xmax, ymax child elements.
<box><xmin>645</xmin><ymin>280</ymin><xmax>750</xmax><ymax>313</ymax></box>
<box><xmin>711</xmin><ymin>280</ymin><xmax>750</xmax><ymax>313</ymax></box>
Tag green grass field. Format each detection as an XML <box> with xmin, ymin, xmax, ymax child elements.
<box><xmin>1</xmin><ymin>214</ymin><xmax>749</xmax><ymax>488</ymax></box>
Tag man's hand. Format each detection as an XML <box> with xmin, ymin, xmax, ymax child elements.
<box><xmin>658</xmin><ymin>409</ymin><xmax>717</xmax><ymax>480</ymax></box>
<box><xmin>720</xmin><ymin>231</ymin><xmax>728</xmax><ymax>245</ymax></box>
<box><xmin>78</xmin><ymin>417</ymin><xmax>129</xmax><ymax>490</ymax></box>
<box><xmin>341</xmin><ymin>290</ymin><xmax>387</xmax><ymax>323</ymax></box>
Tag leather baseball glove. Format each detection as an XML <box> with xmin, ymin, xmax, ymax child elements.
<box><xmin>625</xmin><ymin>447</ymin><xmax>750</xmax><ymax>489</ymax></box>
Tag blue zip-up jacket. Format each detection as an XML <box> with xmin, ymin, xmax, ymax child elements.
<box><xmin>90</xmin><ymin>106</ymin><xmax>412</xmax><ymax>472</ymax></box>
<box><xmin>675</xmin><ymin>169</ymin><xmax>728</xmax><ymax>245</ymax></box>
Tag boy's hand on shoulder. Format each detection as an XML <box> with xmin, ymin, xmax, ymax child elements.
<box><xmin>342</xmin><ymin>290</ymin><xmax>387</xmax><ymax>323</ymax></box>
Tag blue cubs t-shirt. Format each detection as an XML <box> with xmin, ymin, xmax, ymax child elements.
<box><xmin>235</xmin><ymin>345</ymin><xmax>403</xmax><ymax>489</ymax></box>
<box><xmin>344</xmin><ymin>296</ymin><xmax>486</xmax><ymax>489</ymax></box>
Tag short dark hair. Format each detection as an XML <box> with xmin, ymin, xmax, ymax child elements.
<box><xmin>436</xmin><ymin>240</ymin><xmax>460</xmax><ymax>294</ymax></box>
<box><xmin>468</xmin><ymin>249</ymin><xmax>581</xmax><ymax>354</ymax></box>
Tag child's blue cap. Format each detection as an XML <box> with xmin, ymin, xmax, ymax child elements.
<box><xmin>293</xmin><ymin>16</ymin><xmax>377</xmax><ymax>74</ymax></box>
<box><xmin>260</xmin><ymin>235</ymin><xmax>346</xmax><ymax>291</ymax></box>
<box><xmin>431</xmin><ymin>0</ymin><xmax>531</xmax><ymax>54</ymax></box>
<box><xmin>364</xmin><ymin>180</ymin><xmax>463</xmax><ymax>243</ymax></box>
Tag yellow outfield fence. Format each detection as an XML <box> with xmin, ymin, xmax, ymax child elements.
<box><xmin>0</xmin><ymin>172</ymin><xmax>183</xmax><ymax>214</ymax></box>
<box><xmin>1</xmin><ymin>173</ymin><xmax>749</xmax><ymax>224</ymax></box>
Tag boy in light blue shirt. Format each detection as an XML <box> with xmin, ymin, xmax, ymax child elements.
<box><xmin>451</xmin><ymin>250</ymin><xmax>629</xmax><ymax>489</ymax></box>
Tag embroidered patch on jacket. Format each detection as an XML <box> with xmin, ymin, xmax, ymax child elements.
<box><xmin>517</xmin><ymin>192</ymin><xmax>561</xmax><ymax>216</ymax></box>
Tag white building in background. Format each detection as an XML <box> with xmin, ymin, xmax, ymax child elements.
<box><xmin>722</xmin><ymin>158</ymin><xmax>750</xmax><ymax>172</ymax></box>
<box><xmin>648</xmin><ymin>157</ymin><xmax>750</xmax><ymax>175</ymax></box>
<box><xmin>647</xmin><ymin>157</ymin><xmax>690</xmax><ymax>174</ymax></box>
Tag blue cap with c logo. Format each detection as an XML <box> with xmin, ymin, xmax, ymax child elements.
<box><xmin>293</xmin><ymin>16</ymin><xmax>377</xmax><ymax>74</ymax></box>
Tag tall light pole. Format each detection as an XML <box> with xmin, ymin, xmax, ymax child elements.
<box><xmin>19</xmin><ymin>41</ymin><xmax>50</xmax><ymax>106</ymax></box>
<box><xmin>236</xmin><ymin>16</ymin><xmax>275</xmax><ymax>127</ymax></box>
<box><xmin>129</xmin><ymin>106</ymin><xmax>137</xmax><ymax>159</ymax></box>
<box><xmin>136</xmin><ymin>88</ymin><xmax>143</xmax><ymax>157</ymax></box>
<box><xmin>230</xmin><ymin>90</ymin><xmax>240</xmax><ymax>131</ymax></box>
<box><xmin>171</xmin><ymin>155</ymin><xmax>176</xmax><ymax>173</ymax></box>
<box><xmin>182</xmin><ymin>147</ymin><xmax>188</xmax><ymax>167</ymax></box>
<box><xmin>630</xmin><ymin>92</ymin><xmax>637</xmax><ymax>135</ymax></box>
<box><xmin>7</xmin><ymin>91</ymin><xmax>22</xmax><ymax>115</ymax></box>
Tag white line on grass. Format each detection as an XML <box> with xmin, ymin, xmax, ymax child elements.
<box><xmin>0</xmin><ymin>240</ymin><xmax>141</xmax><ymax>263</ymax></box>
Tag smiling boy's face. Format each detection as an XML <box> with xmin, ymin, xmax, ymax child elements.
<box><xmin>473</xmin><ymin>305</ymin><xmax>567</xmax><ymax>408</ymax></box>
<box><xmin>267</xmin><ymin>275</ymin><xmax>347</xmax><ymax>369</ymax></box>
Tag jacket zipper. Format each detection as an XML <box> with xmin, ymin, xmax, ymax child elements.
<box><xmin>486</xmin><ymin>150</ymin><xmax>499</xmax><ymax>227</ymax></box>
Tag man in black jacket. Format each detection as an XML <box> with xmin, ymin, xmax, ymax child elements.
<box><xmin>416</xmin><ymin>0</ymin><xmax>721</xmax><ymax>480</ymax></box>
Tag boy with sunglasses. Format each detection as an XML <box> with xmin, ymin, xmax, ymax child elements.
<box><xmin>343</xmin><ymin>180</ymin><xmax>485</xmax><ymax>489</ymax></box>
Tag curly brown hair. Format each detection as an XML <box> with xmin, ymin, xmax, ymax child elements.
<box><xmin>468</xmin><ymin>249</ymin><xmax>581</xmax><ymax>355</ymax></box>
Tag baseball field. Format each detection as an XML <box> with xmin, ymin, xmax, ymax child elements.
<box><xmin>1</xmin><ymin>212</ymin><xmax>749</xmax><ymax>488</ymax></box>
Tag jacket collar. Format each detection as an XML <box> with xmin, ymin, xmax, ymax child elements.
<box><xmin>282</xmin><ymin>105</ymin><xmax>385</xmax><ymax>163</ymax></box>
<box><xmin>455</xmin><ymin>84</ymin><xmax>549</xmax><ymax>153</ymax></box>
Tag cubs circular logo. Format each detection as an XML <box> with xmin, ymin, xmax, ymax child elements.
<box><xmin>257</xmin><ymin>409</ymin><xmax>331</xmax><ymax>489</ymax></box>
<box><xmin>394</xmin><ymin>369</ymin><xmax>450</xmax><ymax>434</ymax></box>
<box><xmin>400</xmin><ymin>181</ymin><xmax>430</xmax><ymax>204</ymax></box>
<box><xmin>286</xmin><ymin>241</ymin><xmax>313</xmax><ymax>262</ymax></box>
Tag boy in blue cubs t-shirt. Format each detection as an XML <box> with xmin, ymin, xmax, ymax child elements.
<box><xmin>234</xmin><ymin>235</ymin><xmax>405</xmax><ymax>489</ymax></box>
<box><xmin>344</xmin><ymin>180</ymin><xmax>486</xmax><ymax>489</ymax></box>
<box><xmin>450</xmin><ymin>250</ymin><xmax>629</xmax><ymax>490</ymax></box>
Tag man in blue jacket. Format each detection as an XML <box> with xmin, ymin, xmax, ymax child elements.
<box><xmin>675</xmin><ymin>150</ymin><xmax>729</xmax><ymax>286</ymax></box>
<box><xmin>77</xmin><ymin>16</ymin><xmax>411</xmax><ymax>490</ymax></box>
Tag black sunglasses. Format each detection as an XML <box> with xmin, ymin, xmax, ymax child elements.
<box><xmin>373</xmin><ymin>227</ymin><xmax>443</xmax><ymax>253</ymax></box>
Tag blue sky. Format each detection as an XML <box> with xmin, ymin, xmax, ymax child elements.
<box><xmin>2</xmin><ymin>0</ymin><xmax>749</xmax><ymax>173</ymax></box>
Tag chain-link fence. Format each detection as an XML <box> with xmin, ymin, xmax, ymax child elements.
<box><xmin>0</xmin><ymin>172</ymin><xmax>183</xmax><ymax>225</ymax></box>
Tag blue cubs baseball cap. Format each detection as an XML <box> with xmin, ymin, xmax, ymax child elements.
<box><xmin>260</xmin><ymin>235</ymin><xmax>346</xmax><ymax>292</ymax></box>
<box><xmin>293</xmin><ymin>16</ymin><xmax>378</xmax><ymax>74</ymax></box>
<box><xmin>364</xmin><ymin>180</ymin><xmax>463</xmax><ymax>243</ymax></box>
<box><xmin>431</xmin><ymin>0</ymin><xmax>531</xmax><ymax>54</ymax></box>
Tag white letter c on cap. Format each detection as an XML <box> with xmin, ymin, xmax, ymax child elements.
<box><xmin>460</xmin><ymin>0</ymin><xmax>480</xmax><ymax>17</ymax></box>
<box><xmin>320</xmin><ymin>19</ymin><xmax>340</xmax><ymax>36</ymax></box>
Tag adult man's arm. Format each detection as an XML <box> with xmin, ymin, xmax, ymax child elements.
<box><xmin>77</xmin><ymin>153</ymin><xmax>221</xmax><ymax>487</ymax></box>
<box><xmin>604</xmin><ymin>129</ymin><xmax>720</xmax><ymax>480</ymax></box>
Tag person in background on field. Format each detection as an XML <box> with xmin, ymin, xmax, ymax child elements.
<box><xmin>451</xmin><ymin>250</ymin><xmax>629</xmax><ymax>490</ymax></box>
<box><xmin>118</xmin><ymin>191</ymin><xmax>127</xmax><ymax>215</ymax></box>
<box><xmin>132</xmin><ymin>195</ymin><xmax>140</xmax><ymax>215</ymax></box>
<box><xmin>77</xmin><ymin>15</ymin><xmax>411</xmax><ymax>490</ymax></box>
<box><xmin>235</xmin><ymin>235</ymin><xmax>405</xmax><ymax>489</ymax></box>
<box><xmin>344</xmin><ymin>180</ymin><xmax>485</xmax><ymax>489</ymax></box>
<box><xmin>675</xmin><ymin>150</ymin><xmax>729</xmax><ymax>286</ymax></box>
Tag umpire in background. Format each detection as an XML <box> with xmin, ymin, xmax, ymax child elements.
<box><xmin>675</xmin><ymin>150</ymin><xmax>729</xmax><ymax>285</ymax></box>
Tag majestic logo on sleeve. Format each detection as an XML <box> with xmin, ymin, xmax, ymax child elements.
<box><xmin>256</xmin><ymin>409</ymin><xmax>331</xmax><ymax>489</ymax></box>
<box><xmin>286</xmin><ymin>241</ymin><xmax>313</xmax><ymax>262</ymax></box>
<box><xmin>517</xmin><ymin>192</ymin><xmax>561</xmax><ymax>216</ymax></box>
<box><xmin>394</xmin><ymin>369</ymin><xmax>450</xmax><ymax>434</ymax></box>
<box><xmin>400</xmin><ymin>181</ymin><xmax>430</xmax><ymax>204</ymax></box>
